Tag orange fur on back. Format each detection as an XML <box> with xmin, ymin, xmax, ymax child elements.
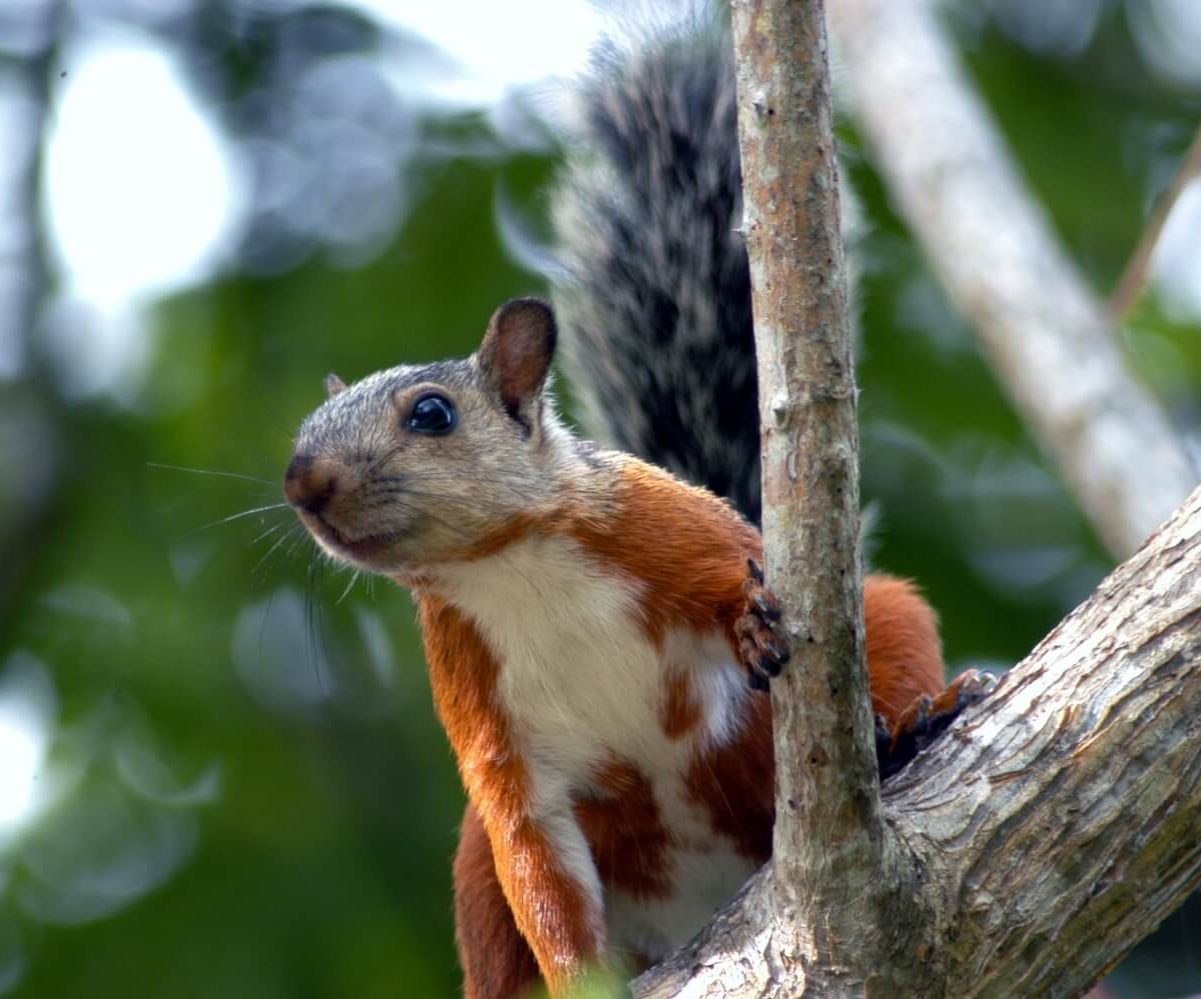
<box><xmin>863</xmin><ymin>575</ymin><xmax>945</xmax><ymax>723</ymax></box>
<box><xmin>570</xmin><ymin>461</ymin><xmax>945</xmax><ymax>720</ymax></box>
<box><xmin>569</xmin><ymin>457</ymin><xmax>762</xmax><ymax>644</ymax></box>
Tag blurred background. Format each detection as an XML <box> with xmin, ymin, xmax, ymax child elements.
<box><xmin>0</xmin><ymin>0</ymin><xmax>1199</xmax><ymax>995</ymax></box>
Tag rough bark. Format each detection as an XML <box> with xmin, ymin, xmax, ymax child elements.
<box><xmin>828</xmin><ymin>0</ymin><xmax>1197</xmax><ymax>559</ymax></box>
<box><xmin>631</xmin><ymin>2</ymin><xmax>1201</xmax><ymax>995</ymax></box>
<box><xmin>635</xmin><ymin>482</ymin><xmax>1201</xmax><ymax>998</ymax></box>
<box><xmin>729</xmin><ymin>0</ymin><xmax>893</xmax><ymax>993</ymax></box>
<box><xmin>887</xmin><ymin>482</ymin><xmax>1201</xmax><ymax>996</ymax></box>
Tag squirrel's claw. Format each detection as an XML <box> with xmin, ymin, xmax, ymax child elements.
<box><xmin>747</xmin><ymin>557</ymin><xmax>765</xmax><ymax>585</ymax></box>
<box><xmin>878</xmin><ymin>668</ymin><xmax>997</xmax><ymax>780</ymax></box>
<box><xmin>736</xmin><ymin>561</ymin><xmax>789</xmax><ymax>690</ymax></box>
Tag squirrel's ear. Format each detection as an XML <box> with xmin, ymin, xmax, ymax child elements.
<box><xmin>325</xmin><ymin>373</ymin><xmax>347</xmax><ymax>399</ymax></box>
<box><xmin>477</xmin><ymin>298</ymin><xmax>557</xmax><ymax>428</ymax></box>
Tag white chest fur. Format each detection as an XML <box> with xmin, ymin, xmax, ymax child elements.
<box><xmin>430</xmin><ymin>534</ymin><xmax>758</xmax><ymax>957</ymax></box>
<box><xmin>431</xmin><ymin>534</ymin><xmax>744</xmax><ymax>775</ymax></box>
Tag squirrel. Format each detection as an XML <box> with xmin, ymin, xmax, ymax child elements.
<box><xmin>283</xmin><ymin>19</ymin><xmax>991</xmax><ymax>999</ymax></box>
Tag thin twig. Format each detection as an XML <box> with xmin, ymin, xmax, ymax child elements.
<box><xmin>1109</xmin><ymin>119</ymin><xmax>1201</xmax><ymax>322</ymax></box>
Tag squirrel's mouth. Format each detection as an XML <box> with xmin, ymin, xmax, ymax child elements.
<box><xmin>299</xmin><ymin>512</ymin><xmax>397</xmax><ymax>563</ymax></box>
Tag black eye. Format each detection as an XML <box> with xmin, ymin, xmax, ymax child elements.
<box><xmin>407</xmin><ymin>393</ymin><xmax>456</xmax><ymax>434</ymax></box>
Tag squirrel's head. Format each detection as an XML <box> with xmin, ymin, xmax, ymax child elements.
<box><xmin>285</xmin><ymin>298</ymin><xmax>577</xmax><ymax>576</ymax></box>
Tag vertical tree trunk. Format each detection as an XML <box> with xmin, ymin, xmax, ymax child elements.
<box><xmin>729</xmin><ymin>0</ymin><xmax>903</xmax><ymax>991</ymax></box>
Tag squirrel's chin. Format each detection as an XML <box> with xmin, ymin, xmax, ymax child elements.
<box><xmin>298</xmin><ymin>513</ymin><xmax>406</xmax><ymax>572</ymax></box>
<box><xmin>328</xmin><ymin>534</ymin><xmax>395</xmax><ymax>564</ymax></box>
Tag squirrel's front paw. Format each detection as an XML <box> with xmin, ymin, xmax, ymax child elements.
<box><xmin>735</xmin><ymin>558</ymin><xmax>790</xmax><ymax>691</ymax></box>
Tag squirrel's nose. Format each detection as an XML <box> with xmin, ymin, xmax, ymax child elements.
<box><xmin>284</xmin><ymin>453</ymin><xmax>337</xmax><ymax>515</ymax></box>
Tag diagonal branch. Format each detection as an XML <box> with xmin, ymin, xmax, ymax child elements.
<box><xmin>635</xmin><ymin>481</ymin><xmax>1201</xmax><ymax>998</ymax></box>
<box><xmin>829</xmin><ymin>0</ymin><xmax>1197</xmax><ymax>559</ymax></box>
<box><xmin>888</xmin><ymin>483</ymin><xmax>1201</xmax><ymax>994</ymax></box>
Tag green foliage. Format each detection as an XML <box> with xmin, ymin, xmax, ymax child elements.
<box><xmin>1</xmin><ymin>7</ymin><xmax>1199</xmax><ymax>997</ymax></box>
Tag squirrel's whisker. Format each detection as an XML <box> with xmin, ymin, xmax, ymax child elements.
<box><xmin>335</xmin><ymin>569</ymin><xmax>361</xmax><ymax>606</ymax></box>
<box><xmin>252</xmin><ymin>523</ymin><xmax>304</xmax><ymax>577</ymax></box>
<box><xmin>304</xmin><ymin>553</ymin><xmax>330</xmax><ymax>697</ymax></box>
<box><xmin>185</xmin><ymin>503</ymin><xmax>292</xmax><ymax>537</ymax></box>
<box><xmin>250</xmin><ymin>521</ymin><xmax>287</xmax><ymax>547</ymax></box>
<box><xmin>148</xmin><ymin>461</ymin><xmax>280</xmax><ymax>489</ymax></box>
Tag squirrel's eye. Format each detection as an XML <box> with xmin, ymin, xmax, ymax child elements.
<box><xmin>407</xmin><ymin>393</ymin><xmax>457</xmax><ymax>434</ymax></box>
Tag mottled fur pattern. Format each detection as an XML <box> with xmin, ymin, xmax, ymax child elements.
<box><xmin>550</xmin><ymin>22</ymin><xmax>861</xmax><ymax>527</ymax></box>
<box><xmin>552</xmin><ymin>27</ymin><xmax>760</xmax><ymax>521</ymax></box>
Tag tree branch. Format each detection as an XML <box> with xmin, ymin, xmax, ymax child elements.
<box><xmin>1109</xmin><ymin>118</ymin><xmax>1201</xmax><ymax>322</ymax></box>
<box><xmin>828</xmin><ymin>0</ymin><xmax>1197</xmax><ymax>559</ymax></box>
<box><xmin>635</xmin><ymin>483</ymin><xmax>1201</xmax><ymax>998</ymax></box>
<box><xmin>636</xmin><ymin>3</ymin><xmax>934</xmax><ymax>994</ymax></box>
<box><xmin>887</xmin><ymin>483</ymin><xmax>1201</xmax><ymax>994</ymax></box>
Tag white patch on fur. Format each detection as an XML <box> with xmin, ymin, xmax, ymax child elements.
<box><xmin>605</xmin><ymin>848</ymin><xmax>759</xmax><ymax>965</ymax></box>
<box><xmin>432</xmin><ymin>534</ymin><xmax>661</xmax><ymax>770</ymax></box>
<box><xmin>430</xmin><ymin>533</ymin><xmax>759</xmax><ymax>953</ymax></box>
<box><xmin>661</xmin><ymin>629</ymin><xmax>749</xmax><ymax>747</ymax></box>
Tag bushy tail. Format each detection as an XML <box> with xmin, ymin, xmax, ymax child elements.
<box><xmin>550</xmin><ymin>24</ymin><xmax>762</xmax><ymax>523</ymax></box>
